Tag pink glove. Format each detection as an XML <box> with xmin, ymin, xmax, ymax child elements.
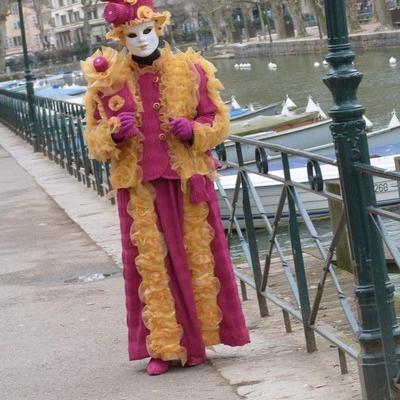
<box><xmin>112</xmin><ymin>112</ymin><xmax>138</xmax><ymax>143</ymax></box>
<box><xmin>169</xmin><ymin>117</ymin><xmax>194</xmax><ymax>142</ymax></box>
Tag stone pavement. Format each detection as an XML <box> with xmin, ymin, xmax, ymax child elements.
<box><xmin>0</xmin><ymin>124</ymin><xmax>362</xmax><ymax>399</ymax></box>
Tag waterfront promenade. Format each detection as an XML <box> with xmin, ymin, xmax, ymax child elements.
<box><xmin>223</xmin><ymin>22</ymin><xmax>400</xmax><ymax>57</ymax></box>
<box><xmin>0</xmin><ymin>122</ymin><xmax>361</xmax><ymax>400</ymax></box>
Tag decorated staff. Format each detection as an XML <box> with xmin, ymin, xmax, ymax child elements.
<box><xmin>81</xmin><ymin>0</ymin><xmax>250</xmax><ymax>376</ymax></box>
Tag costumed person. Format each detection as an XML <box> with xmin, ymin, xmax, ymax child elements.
<box><xmin>81</xmin><ymin>0</ymin><xmax>250</xmax><ymax>376</ymax></box>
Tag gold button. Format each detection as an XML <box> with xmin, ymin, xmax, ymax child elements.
<box><xmin>159</xmin><ymin>133</ymin><xmax>166</xmax><ymax>141</ymax></box>
<box><xmin>153</xmin><ymin>102</ymin><xmax>161</xmax><ymax>110</ymax></box>
<box><xmin>152</xmin><ymin>76</ymin><xmax>159</xmax><ymax>83</ymax></box>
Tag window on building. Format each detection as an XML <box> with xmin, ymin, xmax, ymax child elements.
<box><xmin>6</xmin><ymin>37</ymin><xmax>13</xmax><ymax>49</ymax></box>
<box><xmin>13</xmin><ymin>21</ymin><xmax>21</xmax><ymax>30</ymax></box>
<box><xmin>74</xmin><ymin>11</ymin><xmax>80</xmax><ymax>22</ymax></box>
<box><xmin>59</xmin><ymin>0</ymin><xmax>64</xmax><ymax>6</ymax></box>
<box><xmin>12</xmin><ymin>36</ymin><xmax>22</xmax><ymax>47</ymax></box>
<box><xmin>90</xmin><ymin>9</ymin><xmax>98</xmax><ymax>20</ymax></box>
<box><xmin>61</xmin><ymin>15</ymin><xmax>67</xmax><ymax>25</ymax></box>
<box><xmin>68</xmin><ymin>10</ymin><xmax>74</xmax><ymax>23</ymax></box>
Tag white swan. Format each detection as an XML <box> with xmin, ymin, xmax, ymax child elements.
<box><xmin>268</xmin><ymin>62</ymin><xmax>277</xmax><ymax>70</ymax></box>
<box><xmin>388</xmin><ymin>110</ymin><xmax>400</xmax><ymax>129</ymax></box>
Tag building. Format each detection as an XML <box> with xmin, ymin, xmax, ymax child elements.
<box><xmin>6</xmin><ymin>1</ymin><xmax>42</xmax><ymax>57</ymax></box>
<box><xmin>51</xmin><ymin>0</ymin><xmax>107</xmax><ymax>49</ymax></box>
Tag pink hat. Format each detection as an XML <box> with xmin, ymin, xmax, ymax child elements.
<box><xmin>102</xmin><ymin>0</ymin><xmax>170</xmax><ymax>28</ymax></box>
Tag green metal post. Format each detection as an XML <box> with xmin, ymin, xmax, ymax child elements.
<box><xmin>323</xmin><ymin>1</ymin><xmax>400</xmax><ymax>399</ymax></box>
<box><xmin>17</xmin><ymin>0</ymin><xmax>38</xmax><ymax>152</ymax></box>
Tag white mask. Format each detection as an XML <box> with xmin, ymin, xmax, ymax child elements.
<box><xmin>125</xmin><ymin>21</ymin><xmax>159</xmax><ymax>58</ymax></box>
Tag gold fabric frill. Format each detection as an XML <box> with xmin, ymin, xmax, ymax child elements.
<box><xmin>128</xmin><ymin>183</ymin><xmax>187</xmax><ymax>364</ymax></box>
<box><xmin>82</xmin><ymin>46</ymin><xmax>230</xmax><ymax>361</ymax></box>
<box><xmin>183</xmin><ymin>192</ymin><xmax>222</xmax><ymax>346</ymax></box>
<box><xmin>83</xmin><ymin>46</ymin><xmax>229</xmax><ymax>190</ymax></box>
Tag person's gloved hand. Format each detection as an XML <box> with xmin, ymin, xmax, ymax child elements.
<box><xmin>112</xmin><ymin>112</ymin><xmax>138</xmax><ymax>142</ymax></box>
<box><xmin>169</xmin><ymin>117</ymin><xmax>194</xmax><ymax>142</ymax></box>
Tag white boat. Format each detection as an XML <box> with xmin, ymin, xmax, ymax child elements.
<box><xmin>230</xmin><ymin>103</ymin><xmax>279</xmax><ymax>121</ymax></box>
<box><xmin>225</xmin><ymin>123</ymin><xmax>400</xmax><ymax>169</ymax></box>
<box><xmin>221</xmin><ymin>119</ymin><xmax>331</xmax><ymax>164</ymax></box>
<box><xmin>216</xmin><ymin>150</ymin><xmax>400</xmax><ymax>228</ymax></box>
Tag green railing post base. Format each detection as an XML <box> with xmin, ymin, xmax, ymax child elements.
<box><xmin>324</xmin><ymin>1</ymin><xmax>400</xmax><ymax>398</ymax></box>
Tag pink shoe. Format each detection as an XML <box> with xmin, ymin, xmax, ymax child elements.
<box><xmin>146</xmin><ymin>358</ymin><xmax>171</xmax><ymax>376</ymax></box>
<box><xmin>185</xmin><ymin>357</ymin><xmax>206</xmax><ymax>367</ymax></box>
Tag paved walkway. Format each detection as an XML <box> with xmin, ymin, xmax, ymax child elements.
<box><xmin>0</xmin><ymin>124</ymin><xmax>362</xmax><ymax>399</ymax></box>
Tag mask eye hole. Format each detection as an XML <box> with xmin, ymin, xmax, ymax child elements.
<box><xmin>128</xmin><ymin>33</ymin><xmax>137</xmax><ymax>39</ymax></box>
<box><xmin>143</xmin><ymin>27</ymin><xmax>152</xmax><ymax>35</ymax></box>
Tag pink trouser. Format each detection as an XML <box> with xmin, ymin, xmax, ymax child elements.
<box><xmin>117</xmin><ymin>178</ymin><xmax>250</xmax><ymax>362</ymax></box>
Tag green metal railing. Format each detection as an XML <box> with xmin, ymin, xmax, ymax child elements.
<box><xmin>0</xmin><ymin>88</ymin><xmax>112</xmax><ymax>198</ymax></box>
<box><xmin>2</xmin><ymin>83</ymin><xmax>400</xmax><ymax>396</ymax></box>
<box><xmin>1</xmin><ymin>0</ymin><xmax>400</xmax><ymax>397</ymax></box>
<box><xmin>215</xmin><ymin>132</ymin><xmax>400</xmax><ymax>398</ymax></box>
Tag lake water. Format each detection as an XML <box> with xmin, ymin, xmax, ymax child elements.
<box><xmin>213</xmin><ymin>47</ymin><xmax>400</xmax><ymax>130</ymax></box>
<box><xmin>212</xmin><ymin>48</ymin><xmax>400</xmax><ymax>266</ymax></box>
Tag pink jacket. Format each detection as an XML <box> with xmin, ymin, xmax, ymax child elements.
<box><xmin>97</xmin><ymin>64</ymin><xmax>217</xmax><ymax>182</ymax></box>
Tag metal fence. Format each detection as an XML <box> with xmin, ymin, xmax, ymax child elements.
<box><xmin>0</xmin><ymin>88</ymin><xmax>112</xmax><ymax>198</ymax></box>
<box><xmin>1</xmin><ymin>86</ymin><xmax>400</xmax><ymax>398</ymax></box>
<box><xmin>215</xmin><ymin>134</ymin><xmax>400</xmax><ymax>400</ymax></box>
<box><xmin>1</xmin><ymin>0</ymin><xmax>400</xmax><ymax>397</ymax></box>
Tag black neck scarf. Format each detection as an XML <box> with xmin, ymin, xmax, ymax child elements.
<box><xmin>132</xmin><ymin>48</ymin><xmax>161</xmax><ymax>66</ymax></box>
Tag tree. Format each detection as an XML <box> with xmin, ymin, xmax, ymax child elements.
<box><xmin>270</xmin><ymin>0</ymin><xmax>287</xmax><ymax>39</ymax></box>
<box><xmin>256</xmin><ymin>1</ymin><xmax>267</xmax><ymax>40</ymax></box>
<box><xmin>186</xmin><ymin>7</ymin><xmax>202</xmax><ymax>47</ymax></box>
<box><xmin>182</xmin><ymin>0</ymin><xmax>225</xmax><ymax>45</ymax></box>
<box><xmin>346</xmin><ymin>0</ymin><xmax>361</xmax><ymax>33</ymax></box>
<box><xmin>29</xmin><ymin>0</ymin><xmax>51</xmax><ymax>49</ymax></box>
<box><xmin>286</xmin><ymin>0</ymin><xmax>307</xmax><ymax>37</ymax></box>
<box><xmin>307</xmin><ymin>0</ymin><xmax>327</xmax><ymax>37</ymax></box>
<box><xmin>0</xmin><ymin>1</ymin><xmax>9</xmax><ymax>74</ymax></box>
<box><xmin>240</xmin><ymin>3</ymin><xmax>252</xmax><ymax>41</ymax></box>
<box><xmin>221</xmin><ymin>4</ymin><xmax>235</xmax><ymax>44</ymax></box>
<box><xmin>81</xmin><ymin>0</ymin><xmax>99</xmax><ymax>54</ymax></box>
<box><xmin>374</xmin><ymin>0</ymin><xmax>393</xmax><ymax>28</ymax></box>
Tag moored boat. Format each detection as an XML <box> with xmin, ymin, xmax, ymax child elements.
<box><xmin>220</xmin><ymin>118</ymin><xmax>331</xmax><ymax>164</ymax></box>
<box><xmin>230</xmin><ymin>103</ymin><xmax>279</xmax><ymax>121</ymax></box>
<box><xmin>230</xmin><ymin>111</ymin><xmax>320</xmax><ymax>136</ymax></box>
<box><xmin>216</xmin><ymin>150</ymin><xmax>400</xmax><ymax>228</ymax></box>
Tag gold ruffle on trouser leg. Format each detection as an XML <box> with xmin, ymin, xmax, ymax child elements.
<box><xmin>127</xmin><ymin>182</ymin><xmax>222</xmax><ymax>363</ymax></box>
<box><xmin>183</xmin><ymin>192</ymin><xmax>222</xmax><ymax>346</ymax></box>
<box><xmin>128</xmin><ymin>183</ymin><xmax>187</xmax><ymax>364</ymax></box>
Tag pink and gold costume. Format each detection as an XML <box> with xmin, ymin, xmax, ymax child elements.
<box><xmin>81</xmin><ymin>0</ymin><xmax>249</xmax><ymax>367</ymax></box>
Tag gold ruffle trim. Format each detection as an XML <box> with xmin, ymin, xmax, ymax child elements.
<box><xmin>128</xmin><ymin>183</ymin><xmax>187</xmax><ymax>364</ymax></box>
<box><xmin>183</xmin><ymin>191</ymin><xmax>222</xmax><ymax>346</ymax></box>
<box><xmin>81</xmin><ymin>47</ymin><xmax>128</xmax><ymax>91</ymax></box>
<box><xmin>83</xmin><ymin>45</ymin><xmax>227</xmax><ymax>188</ymax></box>
<box><xmin>82</xmin><ymin>47</ymin><xmax>144</xmax><ymax>181</ymax></box>
<box><xmin>127</xmin><ymin>45</ymin><xmax>228</xmax><ymax>187</ymax></box>
<box><xmin>82</xmin><ymin>46</ymin><xmax>228</xmax><ymax>360</ymax></box>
